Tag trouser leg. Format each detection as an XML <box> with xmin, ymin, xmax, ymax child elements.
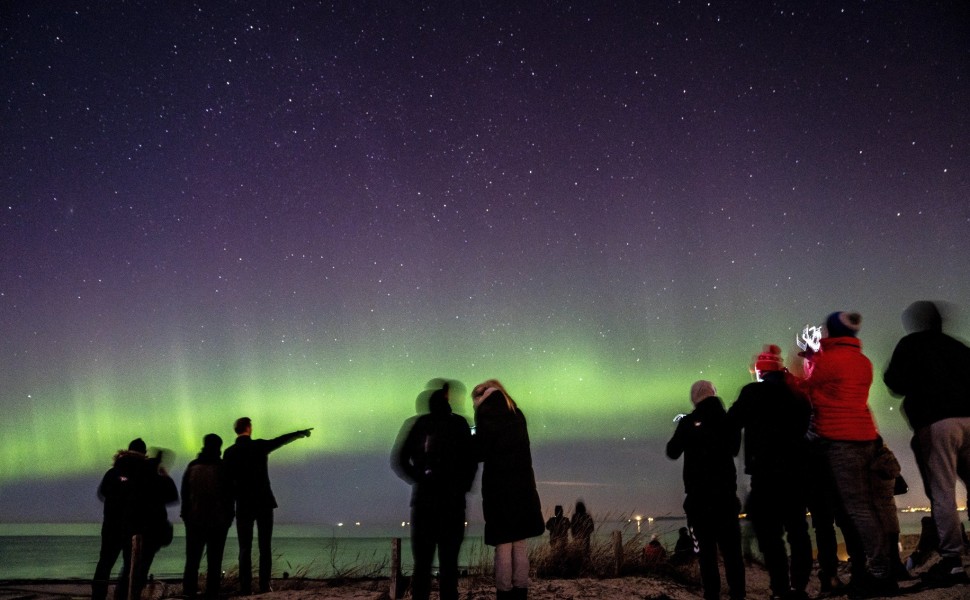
<box><xmin>93</xmin><ymin>535</ymin><xmax>123</xmax><ymax>600</ymax></box>
<box><xmin>920</xmin><ymin>419</ymin><xmax>970</xmax><ymax>559</ymax></box>
<box><xmin>236</xmin><ymin>514</ymin><xmax>255</xmax><ymax>594</ymax></box>
<box><xmin>183</xmin><ymin>526</ymin><xmax>205</xmax><ymax>597</ymax></box>
<box><xmin>409</xmin><ymin>515</ymin><xmax>435</xmax><ymax>600</ymax></box>
<box><xmin>256</xmin><ymin>510</ymin><xmax>274</xmax><ymax>592</ymax></box>
<box><xmin>205</xmin><ymin>526</ymin><xmax>229</xmax><ymax>598</ymax></box>
<box><xmin>437</xmin><ymin>509</ymin><xmax>466</xmax><ymax>600</ymax></box>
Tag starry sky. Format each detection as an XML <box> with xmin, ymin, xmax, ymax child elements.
<box><xmin>1</xmin><ymin>2</ymin><xmax>968</xmax><ymax>526</ymax></box>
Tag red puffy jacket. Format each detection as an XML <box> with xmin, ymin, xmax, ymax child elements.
<box><xmin>800</xmin><ymin>336</ymin><xmax>879</xmax><ymax>441</ymax></box>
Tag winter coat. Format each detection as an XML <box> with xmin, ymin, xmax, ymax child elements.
<box><xmin>474</xmin><ymin>390</ymin><xmax>545</xmax><ymax>546</ymax></box>
<box><xmin>394</xmin><ymin>393</ymin><xmax>477</xmax><ymax>509</ymax></box>
<box><xmin>98</xmin><ymin>451</ymin><xmax>178</xmax><ymax>547</ymax></box>
<box><xmin>884</xmin><ymin>329</ymin><xmax>970</xmax><ymax>430</ymax></box>
<box><xmin>181</xmin><ymin>450</ymin><xmax>234</xmax><ymax>530</ymax></box>
<box><xmin>666</xmin><ymin>395</ymin><xmax>741</xmax><ymax>513</ymax></box>
<box><xmin>224</xmin><ymin>431</ymin><xmax>306</xmax><ymax>515</ymax></box>
<box><xmin>798</xmin><ymin>336</ymin><xmax>878</xmax><ymax>441</ymax></box>
<box><xmin>728</xmin><ymin>371</ymin><xmax>811</xmax><ymax>482</ymax></box>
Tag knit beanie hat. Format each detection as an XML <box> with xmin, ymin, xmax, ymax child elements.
<box><xmin>128</xmin><ymin>438</ymin><xmax>147</xmax><ymax>454</ymax></box>
<box><xmin>690</xmin><ymin>380</ymin><xmax>717</xmax><ymax>405</ymax></box>
<box><xmin>825</xmin><ymin>311</ymin><xmax>862</xmax><ymax>338</ymax></box>
<box><xmin>754</xmin><ymin>344</ymin><xmax>785</xmax><ymax>374</ymax></box>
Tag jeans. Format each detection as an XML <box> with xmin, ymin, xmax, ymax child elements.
<box><xmin>410</xmin><ymin>503</ymin><xmax>466</xmax><ymax>600</ymax></box>
<box><xmin>493</xmin><ymin>539</ymin><xmax>530</xmax><ymax>592</ymax></box>
<box><xmin>807</xmin><ymin>440</ymin><xmax>865</xmax><ymax>579</ymax></box>
<box><xmin>822</xmin><ymin>439</ymin><xmax>891</xmax><ymax>579</ymax></box>
<box><xmin>236</xmin><ymin>508</ymin><xmax>274</xmax><ymax>593</ymax></box>
<box><xmin>916</xmin><ymin>417</ymin><xmax>970</xmax><ymax>560</ymax></box>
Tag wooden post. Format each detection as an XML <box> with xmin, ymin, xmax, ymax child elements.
<box><xmin>611</xmin><ymin>530</ymin><xmax>623</xmax><ymax>576</ymax></box>
<box><xmin>129</xmin><ymin>534</ymin><xmax>143</xmax><ymax>600</ymax></box>
<box><xmin>390</xmin><ymin>537</ymin><xmax>402</xmax><ymax>599</ymax></box>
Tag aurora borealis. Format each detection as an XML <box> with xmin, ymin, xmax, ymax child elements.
<box><xmin>1</xmin><ymin>2</ymin><xmax>968</xmax><ymax>525</ymax></box>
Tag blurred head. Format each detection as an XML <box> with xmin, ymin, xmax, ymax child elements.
<box><xmin>428</xmin><ymin>382</ymin><xmax>451</xmax><ymax>414</ymax></box>
<box><xmin>575</xmin><ymin>500</ymin><xmax>587</xmax><ymax>515</ymax></box>
<box><xmin>690</xmin><ymin>380</ymin><xmax>717</xmax><ymax>405</ymax></box>
<box><xmin>554</xmin><ymin>505</ymin><xmax>563</xmax><ymax>516</ymax></box>
<box><xmin>824</xmin><ymin>311</ymin><xmax>862</xmax><ymax>338</ymax></box>
<box><xmin>902</xmin><ymin>301</ymin><xmax>943</xmax><ymax>334</ymax></box>
<box><xmin>234</xmin><ymin>417</ymin><xmax>252</xmax><ymax>435</ymax></box>
<box><xmin>753</xmin><ymin>344</ymin><xmax>785</xmax><ymax>381</ymax></box>
<box><xmin>127</xmin><ymin>438</ymin><xmax>147</xmax><ymax>454</ymax></box>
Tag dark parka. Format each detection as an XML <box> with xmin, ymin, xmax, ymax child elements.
<box><xmin>394</xmin><ymin>392</ymin><xmax>478</xmax><ymax>509</ymax></box>
<box><xmin>98</xmin><ymin>451</ymin><xmax>178</xmax><ymax>547</ymax></box>
<box><xmin>666</xmin><ymin>395</ymin><xmax>741</xmax><ymax>514</ymax></box>
<box><xmin>728</xmin><ymin>370</ymin><xmax>812</xmax><ymax>482</ymax></box>
<box><xmin>474</xmin><ymin>389</ymin><xmax>545</xmax><ymax>546</ymax></box>
<box><xmin>884</xmin><ymin>327</ymin><xmax>970</xmax><ymax>431</ymax></box>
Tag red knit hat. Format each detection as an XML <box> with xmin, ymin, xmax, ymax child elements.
<box><xmin>754</xmin><ymin>344</ymin><xmax>784</xmax><ymax>374</ymax></box>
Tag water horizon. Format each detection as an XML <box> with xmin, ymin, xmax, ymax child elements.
<box><xmin>0</xmin><ymin>513</ymin><xmax>932</xmax><ymax>582</ymax></box>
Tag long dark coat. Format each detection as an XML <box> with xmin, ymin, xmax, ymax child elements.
<box><xmin>474</xmin><ymin>390</ymin><xmax>544</xmax><ymax>546</ymax></box>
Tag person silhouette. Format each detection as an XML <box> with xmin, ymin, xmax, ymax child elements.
<box><xmin>181</xmin><ymin>433</ymin><xmax>234</xmax><ymax>598</ymax></box>
<box><xmin>472</xmin><ymin>380</ymin><xmax>544</xmax><ymax>600</ymax></box>
<box><xmin>392</xmin><ymin>380</ymin><xmax>477</xmax><ymax>600</ymax></box>
<box><xmin>223</xmin><ymin>418</ymin><xmax>311</xmax><ymax>594</ymax></box>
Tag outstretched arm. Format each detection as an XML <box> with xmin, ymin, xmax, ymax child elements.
<box><xmin>266</xmin><ymin>428</ymin><xmax>313</xmax><ymax>453</ymax></box>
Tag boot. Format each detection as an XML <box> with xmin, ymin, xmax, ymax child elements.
<box><xmin>510</xmin><ymin>588</ymin><xmax>528</xmax><ymax>600</ymax></box>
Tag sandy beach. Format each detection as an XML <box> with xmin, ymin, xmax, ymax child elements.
<box><xmin>3</xmin><ymin>559</ymin><xmax>968</xmax><ymax>600</ymax></box>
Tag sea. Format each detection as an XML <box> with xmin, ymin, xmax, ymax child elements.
<box><xmin>0</xmin><ymin>513</ymin><xmax>931</xmax><ymax>581</ymax></box>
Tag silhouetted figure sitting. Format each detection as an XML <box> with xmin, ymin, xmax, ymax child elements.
<box><xmin>643</xmin><ymin>535</ymin><xmax>667</xmax><ymax>568</ymax></box>
<box><xmin>670</xmin><ymin>527</ymin><xmax>696</xmax><ymax>566</ymax></box>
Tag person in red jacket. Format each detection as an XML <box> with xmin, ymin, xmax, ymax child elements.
<box><xmin>797</xmin><ymin>311</ymin><xmax>898</xmax><ymax>598</ymax></box>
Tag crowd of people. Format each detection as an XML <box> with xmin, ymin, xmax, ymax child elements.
<box><xmin>93</xmin><ymin>419</ymin><xmax>311</xmax><ymax>600</ymax></box>
<box><xmin>92</xmin><ymin>300</ymin><xmax>970</xmax><ymax>600</ymax></box>
<box><xmin>667</xmin><ymin>301</ymin><xmax>970</xmax><ymax>600</ymax></box>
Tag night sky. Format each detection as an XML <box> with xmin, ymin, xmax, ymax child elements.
<box><xmin>1</xmin><ymin>2</ymin><xmax>968</xmax><ymax>526</ymax></box>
